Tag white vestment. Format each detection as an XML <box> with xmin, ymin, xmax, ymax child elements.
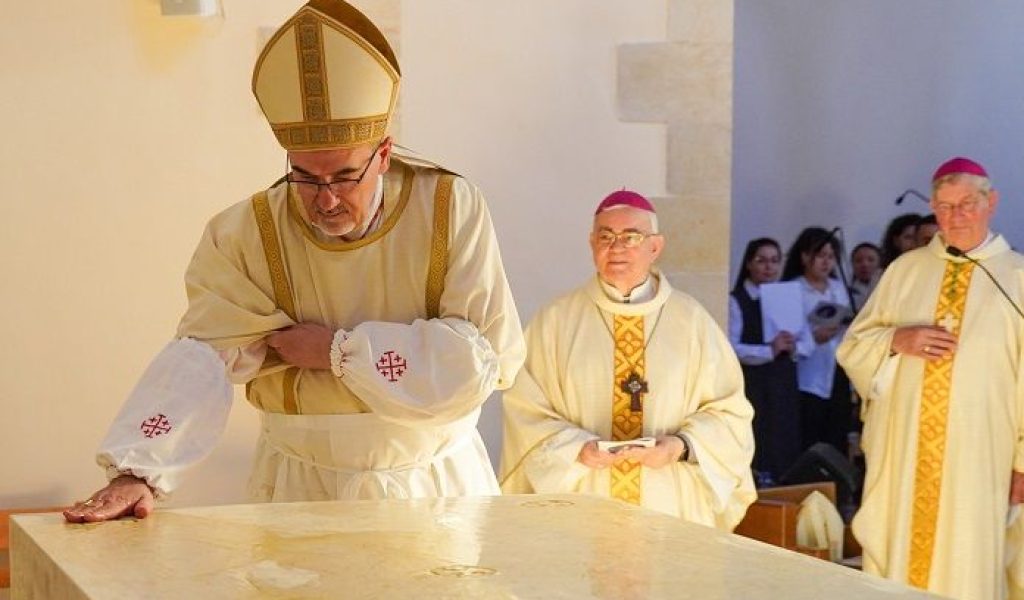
<box><xmin>97</xmin><ymin>154</ymin><xmax>526</xmax><ymax>500</ymax></box>
<box><xmin>499</xmin><ymin>274</ymin><xmax>756</xmax><ymax>530</ymax></box>
<box><xmin>837</xmin><ymin>234</ymin><xmax>1024</xmax><ymax>600</ymax></box>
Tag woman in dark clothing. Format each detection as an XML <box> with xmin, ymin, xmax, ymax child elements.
<box><xmin>728</xmin><ymin>238</ymin><xmax>802</xmax><ymax>486</ymax></box>
<box><xmin>880</xmin><ymin>212</ymin><xmax>920</xmax><ymax>268</ymax></box>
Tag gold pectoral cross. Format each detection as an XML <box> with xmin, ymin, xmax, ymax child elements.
<box><xmin>621</xmin><ymin>371</ymin><xmax>649</xmax><ymax>412</ymax></box>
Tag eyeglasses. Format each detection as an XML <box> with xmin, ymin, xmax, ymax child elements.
<box><xmin>594</xmin><ymin>229</ymin><xmax>659</xmax><ymax>248</ymax></box>
<box><xmin>285</xmin><ymin>140</ymin><xmax>383</xmax><ymax>198</ymax></box>
<box><xmin>932</xmin><ymin>195</ymin><xmax>986</xmax><ymax>216</ymax></box>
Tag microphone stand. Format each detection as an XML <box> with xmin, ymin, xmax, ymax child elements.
<box><xmin>895</xmin><ymin>189</ymin><xmax>930</xmax><ymax>205</ymax></box>
<box><xmin>816</xmin><ymin>227</ymin><xmax>858</xmax><ymax>315</ymax></box>
<box><xmin>833</xmin><ymin>229</ymin><xmax>857</xmax><ymax>315</ymax></box>
<box><xmin>946</xmin><ymin>246</ymin><xmax>1024</xmax><ymax>319</ymax></box>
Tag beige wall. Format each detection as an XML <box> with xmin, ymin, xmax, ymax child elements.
<box><xmin>0</xmin><ymin>1</ymin><xmax>710</xmax><ymax>509</ymax></box>
<box><xmin>0</xmin><ymin>0</ymin><xmax>387</xmax><ymax>508</ymax></box>
<box><xmin>619</xmin><ymin>0</ymin><xmax>734</xmax><ymax>324</ymax></box>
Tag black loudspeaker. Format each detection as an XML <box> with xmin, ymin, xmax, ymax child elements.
<box><xmin>779</xmin><ymin>442</ymin><xmax>863</xmax><ymax>512</ymax></box>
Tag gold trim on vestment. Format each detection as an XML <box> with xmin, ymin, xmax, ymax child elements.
<box><xmin>251</xmin><ymin>192</ymin><xmax>301</xmax><ymax>414</ymax></box>
<box><xmin>286</xmin><ymin>161</ymin><xmax>414</xmax><ymax>251</ymax></box>
<box><xmin>908</xmin><ymin>261</ymin><xmax>974</xmax><ymax>588</ymax></box>
<box><xmin>426</xmin><ymin>174</ymin><xmax>454</xmax><ymax>319</ymax></box>
<box><xmin>253</xmin><ymin>193</ymin><xmax>297</xmax><ymax>320</ymax></box>
<box><xmin>610</xmin><ymin>314</ymin><xmax>645</xmax><ymax>505</ymax></box>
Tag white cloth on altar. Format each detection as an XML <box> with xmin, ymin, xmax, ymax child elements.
<box><xmin>499</xmin><ymin>273</ymin><xmax>756</xmax><ymax>530</ymax></box>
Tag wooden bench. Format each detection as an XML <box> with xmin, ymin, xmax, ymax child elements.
<box><xmin>1</xmin><ymin>507</ymin><xmax>66</xmax><ymax>588</ymax></box>
<box><xmin>734</xmin><ymin>482</ymin><xmax>860</xmax><ymax>562</ymax></box>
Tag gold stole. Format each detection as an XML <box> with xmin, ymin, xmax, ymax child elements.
<box><xmin>908</xmin><ymin>260</ymin><xmax>974</xmax><ymax>588</ymax></box>
<box><xmin>248</xmin><ymin>172</ymin><xmax>455</xmax><ymax>414</ymax></box>
<box><xmin>610</xmin><ymin>314</ymin><xmax>645</xmax><ymax>504</ymax></box>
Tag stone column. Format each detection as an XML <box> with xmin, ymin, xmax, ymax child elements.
<box><xmin>618</xmin><ymin>1</ymin><xmax>733</xmax><ymax>325</ymax></box>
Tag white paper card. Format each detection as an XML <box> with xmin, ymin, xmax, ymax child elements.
<box><xmin>598</xmin><ymin>437</ymin><xmax>656</xmax><ymax>453</ymax></box>
<box><xmin>759</xmin><ymin>281</ymin><xmax>805</xmax><ymax>341</ymax></box>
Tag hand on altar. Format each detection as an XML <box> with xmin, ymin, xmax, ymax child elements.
<box><xmin>1011</xmin><ymin>471</ymin><xmax>1024</xmax><ymax>505</ymax></box>
<box><xmin>577</xmin><ymin>440</ymin><xmax>620</xmax><ymax>468</ymax></box>
<box><xmin>266</xmin><ymin>322</ymin><xmax>333</xmax><ymax>370</ymax></box>
<box><xmin>63</xmin><ymin>475</ymin><xmax>154</xmax><ymax>523</ymax></box>
<box><xmin>615</xmin><ymin>435</ymin><xmax>686</xmax><ymax>469</ymax></box>
<box><xmin>890</xmin><ymin>325</ymin><xmax>957</xmax><ymax>360</ymax></box>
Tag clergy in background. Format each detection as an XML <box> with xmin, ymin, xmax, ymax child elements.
<box><xmin>499</xmin><ymin>190</ymin><xmax>756</xmax><ymax>529</ymax></box>
<box><xmin>837</xmin><ymin>157</ymin><xmax>1024</xmax><ymax>599</ymax></box>
<box><xmin>64</xmin><ymin>0</ymin><xmax>525</xmax><ymax>523</ymax></box>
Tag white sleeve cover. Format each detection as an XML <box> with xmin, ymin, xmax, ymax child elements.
<box><xmin>339</xmin><ymin>317</ymin><xmax>499</xmax><ymax>425</ymax></box>
<box><xmin>96</xmin><ymin>338</ymin><xmax>233</xmax><ymax>497</ymax></box>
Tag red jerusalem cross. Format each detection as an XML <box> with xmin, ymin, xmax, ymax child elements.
<box><xmin>140</xmin><ymin>413</ymin><xmax>172</xmax><ymax>438</ymax></box>
<box><xmin>376</xmin><ymin>350</ymin><xmax>408</xmax><ymax>382</ymax></box>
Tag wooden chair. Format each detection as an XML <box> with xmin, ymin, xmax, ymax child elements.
<box><xmin>0</xmin><ymin>507</ymin><xmax>66</xmax><ymax>589</ymax></box>
<box><xmin>734</xmin><ymin>482</ymin><xmax>859</xmax><ymax>562</ymax></box>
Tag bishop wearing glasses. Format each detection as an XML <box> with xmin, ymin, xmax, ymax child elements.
<box><xmin>65</xmin><ymin>0</ymin><xmax>525</xmax><ymax>523</ymax></box>
<box><xmin>499</xmin><ymin>190</ymin><xmax>755</xmax><ymax>529</ymax></box>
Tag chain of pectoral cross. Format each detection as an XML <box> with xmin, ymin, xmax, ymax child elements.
<box><xmin>594</xmin><ymin>303</ymin><xmax>666</xmax><ymax>412</ymax></box>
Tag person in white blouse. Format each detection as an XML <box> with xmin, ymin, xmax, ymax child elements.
<box><xmin>781</xmin><ymin>227</ymin><xmax>854</xmax><ymax>458</ymax></box>
<box><xmin>727</xmin><ymin>237</ymin><xmax>808</xmax><ymax>486</ymax></box>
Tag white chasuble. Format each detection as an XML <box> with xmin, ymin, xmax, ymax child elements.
<box><xmin>98</xmin><ymin>154</ymin><xmax>525</xmax><ymax>500</ymax></box>
<box><xmin>499</xmin><ymin>273</ymin><xmax>756</xmax><ymax>530</ymax></box>
<box><xmin>838</xmin><ymin>234</ymin><xmax>1024</xmax><ymax>600</ymax></box>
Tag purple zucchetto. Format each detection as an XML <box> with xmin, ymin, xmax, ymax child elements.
<box><xmin>594</xmin><ymin>189</ymin><xmax>655</xmax><ymax>215</ymax></box>
<box><xmin>932</xmin><ymin>157</ymin><xmax>989</xmax><ymax>182</ymax></box>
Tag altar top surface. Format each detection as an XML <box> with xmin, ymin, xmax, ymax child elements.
<box><xmin>12</xmin><ymin>494</ymin><xmax>937</xmax><ymax>599</ymax></box>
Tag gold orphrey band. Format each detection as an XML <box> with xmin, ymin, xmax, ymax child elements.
<box><xmin>907</xmin><ymin>260</ymin><xmax>974</xmax><ymax>587</ymax></box>
<box><xmin>610</xmin><ymin>314</ymin><xmax>645</xmax><ymax>505</ymax></box>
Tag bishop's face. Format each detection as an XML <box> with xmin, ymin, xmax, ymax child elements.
<box><xmin>287</xmin><ymin>138</ymin><xmax>392</xmax><ymax>238</ymax></box>
<box><xmin>932</xmin><ymin>178</ymin><xmax>998</xmax><ymax>252</ymax></box>
<box><xmin>590</xmin><ymin>207</ymin><xmax>664</xmax><ymax>293</ymax></box>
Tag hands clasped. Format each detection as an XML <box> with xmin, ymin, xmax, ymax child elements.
<box><xmin>578</xmin><ymin>435</ymin><xmax>686</xmax><ymax>469</ymax></box>
<box><xmin>771</xmin><ymin>331</ymin><xmax>796</xmax><ymax>357</ymax></box>
<box><xmin>890</xmin><ymin>325</ymin><xmax>958</xmax><ymax>360</ymax></box>
<box><xmin>266</xmin><ymin>323</ymin><xmax>334</xmax><ymax>370</ymax></box>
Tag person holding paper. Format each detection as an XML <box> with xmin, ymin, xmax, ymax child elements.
<box><xmin>837</xmin><ymin>157</ymin><xmax>1024</xmax><ymax>599</ymax></box>
<box><xmin>64</xmin><ymin>0</ymin><xmax>526</xmax><ymax>524</ymax></box>
<box><xmin>499</xmin><ymin>190</ymin><xmax>755</xmax><ymax>528</ymax></box>
<box><xmin>728</xmin><ymin>237</ymin><xmax>806</xmax><ymax>486</ymax></box>
<box><xmin>781</xmin><ymin>227</ymin><xmax>853</xmax><ymax>457</ymax></box>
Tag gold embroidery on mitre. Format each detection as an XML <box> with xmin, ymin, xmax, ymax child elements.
<box><xmin>610</xmin><ymin>314</ymin><xmax>645</xmax><ymax>505</ymax></box>
<box><xmin>907</xmin><ymin>260</ymin><xmax>974</xmax><ymax>588</ymax></box>
<box><xmin>296</xmin><ymin>13</ymin><xmax>329</xmax><ymax>124</ymax></box>
<box><xmin>253</xmin><ymin>2</ymin><xmax>400</xmax><ymax>151</ymax></box>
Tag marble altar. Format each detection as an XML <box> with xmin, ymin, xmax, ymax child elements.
<box><xmin>11</xmin><ymin>494</ymin><xmax>938</xmax><ymax>599</ymax></box>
